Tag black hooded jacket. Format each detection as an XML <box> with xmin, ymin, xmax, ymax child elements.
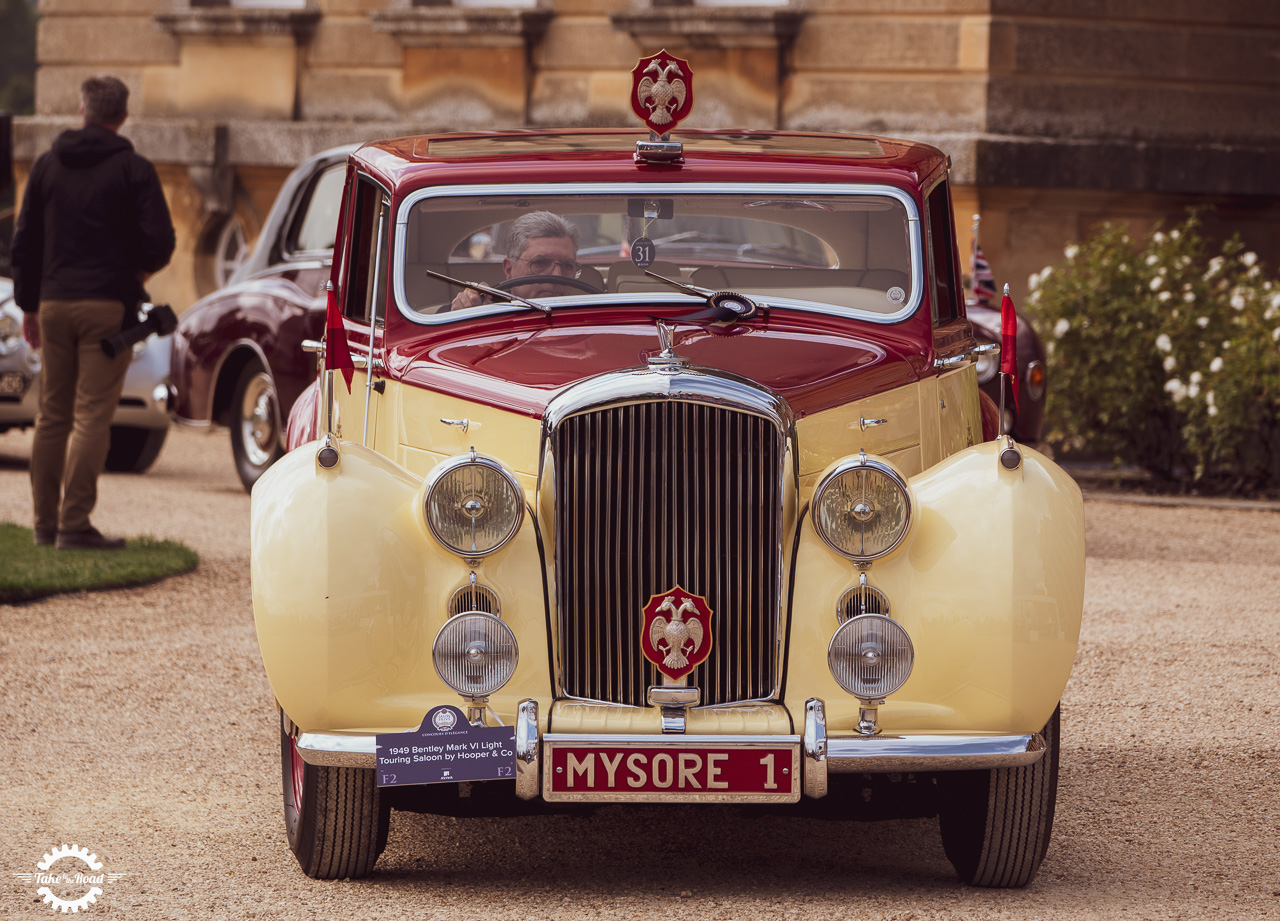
<box><xmin>11</xmin><ymin>124</ymin><xmax>175</xmax><ymax>314</ymax></box>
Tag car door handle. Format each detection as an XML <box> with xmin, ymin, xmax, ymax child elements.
<box><xmin>934</xmin><ymin>342</ymin><xmax>997</xmax><ymax>370</ymax></box>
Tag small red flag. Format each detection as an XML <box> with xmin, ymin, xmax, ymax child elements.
<box><xmin>999</xmin><ymin>288</ymin><xmax>1019</xmax><ymax>412</ymax></box>
<box><xmin>325</xmin><ymin>289</ymin><xmax>355</xmax><ymax>391</ymax></box>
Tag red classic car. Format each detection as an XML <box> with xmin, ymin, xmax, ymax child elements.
<box><xmin>169</xmin><ymin>145</ymin><xmax>355</xmax><ymax>490</ymax></box>
<box><xmin>251</xmin><ymin>75</ymin><xmax>1085</xmax><ymax>889</ymax></box>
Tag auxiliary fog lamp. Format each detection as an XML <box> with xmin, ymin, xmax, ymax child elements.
<box><xmin>432</xmin><ymin>612</ymin><xmax>519</xmax><ymax>699</ymax></box>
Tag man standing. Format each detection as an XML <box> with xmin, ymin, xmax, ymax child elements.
<box><xmin>12</xmin><ymin>74</ymin><xmax>175</xmax><ymax>550</ymax></box>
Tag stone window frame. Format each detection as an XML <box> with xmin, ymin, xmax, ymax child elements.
<box><xmin>155</xmin><ymin>1</ymin><xmax>321</xmax><ymax>38</ymax></box>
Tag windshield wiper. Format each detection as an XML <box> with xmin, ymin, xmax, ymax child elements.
<box><xmin>643</xmin><ymin>270</ymin><xmax>766</xmax><ymax>325</ymax></box>
<box><xmin>423</xmin><ymin>268</ymin><xmax>552</xmax><ymax>315</ymax></box>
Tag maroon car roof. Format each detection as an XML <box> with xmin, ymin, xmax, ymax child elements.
<box><xmin>351</xmin><ymin>129</ymin><xmax>948</xmax><ymax>192</ymax></box>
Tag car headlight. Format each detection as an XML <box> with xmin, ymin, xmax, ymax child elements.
<box><xmin>828</xmin><ymin>614</ymin><xmax>914</xmax><ymax>700</ymax></box>
<box><xmin>433</xmin><ymin>612</ymin><xmax>518</xmax><ymax>698</ymax></box>
<box><xmin>0</xmin><ymin>312</ymin><xmax>21</xmax><ymax>357</ymax></box>
<box><xmin>424</xmin><ymin>452</ymin><xmax>524</xmax><ymax>558</ymax></box>
<box><xmin>974</xmin><ymin>339</ymin><xmax>999</xmax><ymax>384</ymax></box>
<box><xmin>812</xmin><ymin>454</ymin><xmax>911</xmax><ymax>561</ymax></box>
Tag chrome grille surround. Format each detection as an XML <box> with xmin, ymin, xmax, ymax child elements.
<box><xmin>539</xmin><ymin>365</ymin><xmax>797</xmax><ymax>709</ymax></box>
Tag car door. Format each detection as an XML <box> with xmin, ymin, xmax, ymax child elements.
<box><xmin>924</xmin><ymin>177</ymin><xmax>981</xmax><ymax>462</ymax></box>
<box><xmin>333</xmin><ymin>173</ymin><xmax>391</xmax><ymax>449</ymax></box>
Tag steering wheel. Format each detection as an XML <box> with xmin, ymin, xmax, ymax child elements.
<box><xmin>495</xmin><ymin>274</ymin><xmax>603</xmax><ymax>295</ymax></box>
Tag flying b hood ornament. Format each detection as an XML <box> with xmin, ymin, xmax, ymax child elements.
<box><xmin>632</xmin><ymin>49</ymin><xmax>694</xmax><ymax>162</ymax></box>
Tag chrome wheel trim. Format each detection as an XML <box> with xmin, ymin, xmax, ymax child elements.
<box><xmin>239</xmin><ymin>371</ymin><xmax>278</xmax><ymax>467</ymax></box>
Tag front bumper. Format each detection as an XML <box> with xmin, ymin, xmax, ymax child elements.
<box><xmin>294</xmin><ymin>697</ymin><xmax>1046</xmax><ymax>803</ymax></box>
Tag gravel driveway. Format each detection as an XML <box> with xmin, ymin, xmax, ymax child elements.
<box><xmin>2</xmin><ymin>427</ymin><xmax>1277</xmax><ymax>920</ymax></box>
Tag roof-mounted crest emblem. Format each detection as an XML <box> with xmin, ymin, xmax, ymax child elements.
<box><xmin>641</xmin><ymin>585</ymin><xmax>714</xmax><ymax>682</ymax></box>
<box><xmin>631</xmin><ymin>49</ymin><xmax>694</xmax><ymax>137</ymax></box>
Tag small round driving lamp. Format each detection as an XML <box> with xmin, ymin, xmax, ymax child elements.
<box><xmin>433</xmin><ymin>612</ymin><xmax>519</xmax><ymax>698</ymax></box>
<box><xmin>424</xmin><ymin>454</ymin><xmax>524</xmax><ymax>558</ymax></box>
<box><xmin>827</xmin><ymin>614</ymin><xmax>914</xmax><ymax>699</ymax></box>
<box><xmin>813</xmin><ymin>456</ymin><xmax>911</xmax><ymax>561</ymax></box>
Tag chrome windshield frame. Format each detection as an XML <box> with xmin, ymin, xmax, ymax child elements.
<box><xmin>391</xmin><ymin>182</ymin><xmax>925</xmax><ymax>327</ymax></box>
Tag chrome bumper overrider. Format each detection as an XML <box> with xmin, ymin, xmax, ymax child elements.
<box><xmin>294</xmin><ymin>697</ymin><xmax>1044</xmax><ymax>801</ymax></box>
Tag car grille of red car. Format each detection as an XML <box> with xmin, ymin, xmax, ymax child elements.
<box><xmin>552</xmin><ymin>399</ymin><xmax>785</xmax><ymax>707</ymax></box>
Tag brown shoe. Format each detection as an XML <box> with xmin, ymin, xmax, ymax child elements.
<box><xmin>55</xmin><ymin>526</ymin><xmax>127</xmax><ymax>551</ymax></box>
<box><xmin>34</xmin><ymin>528</ymin><xmax>57</xmax><ymax>547</ymax></box>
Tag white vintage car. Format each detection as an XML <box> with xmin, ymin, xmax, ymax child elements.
<box><xmin>0</xmin><ymin>278</ymin><xmax>171</xmax><ymax>472</ymax></box>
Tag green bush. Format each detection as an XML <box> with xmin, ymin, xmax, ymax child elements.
<box><xmin>1028</xmin><ymin>213</ymin><xmax>1280</xmax><ymax>491</ymax></box>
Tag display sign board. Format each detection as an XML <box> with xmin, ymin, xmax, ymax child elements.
<box><xmin>375</xmin><ymin>706</ymin><xmax>517</xmax><ymax>787</ymax></box>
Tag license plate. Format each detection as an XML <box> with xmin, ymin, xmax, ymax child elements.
<box><xmin>0</xmin><ymin>372</ymin><xmax>29</xmax><ymax>398</ymax></box>
<box><xmin>543</xmin><ymin>738</ymin><xmax>801</xmax><ymax>803</ymax></box>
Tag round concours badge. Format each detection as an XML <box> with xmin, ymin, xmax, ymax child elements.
<box><xmin>630</xmin><ymin>236</ymin><xmax>656</xmax><ymax>269</ymax></box>
<box><xmin>431</xmin><ymin>707</ymin><xmax>458</xmax><ymax>732</ymax></box>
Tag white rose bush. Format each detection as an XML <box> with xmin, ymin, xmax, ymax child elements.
<box><xmin>1029</xmin><ymin>213</ymin><xmax>1280</xmax><ymax>490</ymax></box>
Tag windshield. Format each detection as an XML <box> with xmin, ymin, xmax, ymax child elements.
<box><xmin>396</xmin><ymin>185</ymin><xmax>920</xmax><ymax>322</ymax></box>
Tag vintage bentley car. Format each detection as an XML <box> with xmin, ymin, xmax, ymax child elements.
<box><xmin>1</xmin><ymin>277</ymin><xmax>172</xmax><ymax>472</ymax></box>
<box><xmin>170</xmin><ymin>145</ymin><xmax>355</xmax><ymax>491</ymax></box>
<box><xmin>253</xmin><ymin>109</ymin><xmax>1084</xmax><ymax>888</ymax></box>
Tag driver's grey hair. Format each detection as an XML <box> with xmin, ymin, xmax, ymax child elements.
<box><xmin>505</xmin><ymin>211</ymin><xmax>579</xmax><ymax>260</ymax></box>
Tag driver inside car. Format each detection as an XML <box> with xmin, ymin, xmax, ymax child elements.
<box><xmin>449</xmin><ymin>210</ymin><xmax>582</xmax><ymax>310</ymax></box>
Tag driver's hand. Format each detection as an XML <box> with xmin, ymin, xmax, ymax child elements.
<box><xmin>450</xmin><ymin>286</ymin><xmax>491</xmax><ymax>311</ymax></box>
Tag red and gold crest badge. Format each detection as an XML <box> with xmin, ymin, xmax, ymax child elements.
<box><xmin>630</xmin><ymin>49</ymin><xmax>694</xmax><ymax>136</ymax></box>
<box><xmin>641</xmin><ymin>585</ymin><xmax>714</xmax><ymax>682</ymax></box>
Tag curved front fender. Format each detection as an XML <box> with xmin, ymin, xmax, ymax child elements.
<box><xmin>250</xmin><ymin>440</ymin><xmax>549</xmax><ymax>733</ymax></box>
<box><xmin>788</xmin><ymin>441</ymin><xmax>1084</xmax><ymax>735</ymax></box>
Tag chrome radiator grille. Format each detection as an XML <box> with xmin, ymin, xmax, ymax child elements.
<box><xmin>553</xmin><ymin>400</ymin><xmax>784</xmax><ymax>707</ymax></box>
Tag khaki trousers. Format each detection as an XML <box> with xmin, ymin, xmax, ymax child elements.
<box><xmin>31</xmin><ymin>299</ymin><xmax>130</xmax><ymax>534</ymax></box>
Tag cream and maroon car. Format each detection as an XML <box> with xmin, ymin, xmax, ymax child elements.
<box><xmin>253</xmin><ymin>62</ymin><xmax>1084</xmax><ymax>889</ymax></box>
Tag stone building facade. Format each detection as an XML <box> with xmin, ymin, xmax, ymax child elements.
<box><xmin>13</xmin><ymin>0</ymin><xmax>1280</xmax><ymax>314</ymax></box>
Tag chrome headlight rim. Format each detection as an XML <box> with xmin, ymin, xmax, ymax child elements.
<box><xmin>827</xmin><ymin>613</ymin><xmax>914</xmax><ymax>700</ymax></box>
<box><xmin>432</xmin><ymin>611</ymin><xmax>519</xmax><ymax>699</ymax></box>
<box><xmin>812</xmin><ymin>454</ymin><xmax>912</xmax><ymax>562</ymax></box>
<box><xmin>423</xmin><ymin>452</ymin><xmax>525</xmax><ymax>559</ymax></box>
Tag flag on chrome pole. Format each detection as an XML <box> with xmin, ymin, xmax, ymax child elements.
<box><xmin>1000</xmin><ymin>284</ymin><xmax>1019</xmax><ymax>412</ymax></box>
<box><xmin>325</xmin><ymin>289</ymin><xmax>355</xmax><ymax>391</ymax></box>
<box><xmin>971</xmin><ymin>214</ymin><xmax>996</xmax><ymax>308</ymax></box>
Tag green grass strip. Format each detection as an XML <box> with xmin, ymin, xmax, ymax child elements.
<box><xmin>0</xmin><ymin>521</ymin><xmax>199</xmax><ymax>604</ymax></box>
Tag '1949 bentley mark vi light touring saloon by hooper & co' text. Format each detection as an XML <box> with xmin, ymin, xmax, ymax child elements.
<box><xmin>252</xmin><ymin>53</ymin><xmax>1084</xmax><ymax>889</ymax></box>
